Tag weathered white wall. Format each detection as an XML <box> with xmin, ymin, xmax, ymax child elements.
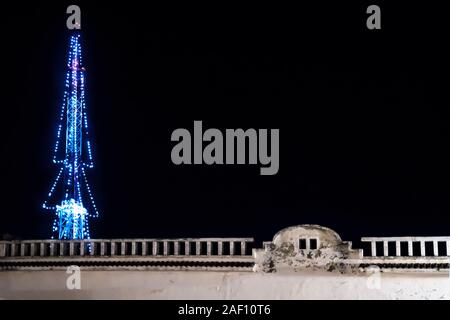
<box><xmin>2</xmin><ymin>225</ymin><xmax>449</xmax><ymax>299</ymax></box>
<box><xmin>1</xmin><ymin>269</ymin><xmax>449</xmax><ymax>300</ymax></box>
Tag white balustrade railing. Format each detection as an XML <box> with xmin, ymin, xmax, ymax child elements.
<box><xmin>3</xmin><ymin>236</ymin><xmax>448</xmax><ymax>260</ymax></box>
<box><xmin>0</xmin><ymin>238</ymin><xmax>254</xmax><ymax>258</ymax></box>
<box><xmin>361</xmin><ymin>236</ymin><xmax>450</xmax><ymax>257</ymax></box>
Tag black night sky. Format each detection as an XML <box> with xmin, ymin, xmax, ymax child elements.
<box><xmin>1</xmin><ymin>2</ymin><xmax>449</xmax><ymax>246</ymax></box>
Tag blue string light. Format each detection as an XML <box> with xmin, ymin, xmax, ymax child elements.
<box><xmin>43</xmin><ymin>33</ymin><xmax>99</xmax><ymax>240</ymax></box>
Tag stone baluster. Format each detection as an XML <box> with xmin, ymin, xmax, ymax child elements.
<box><xmin>69</xmin><ymin>242</ymin><xmax>75</xmax><ymax>256</ymax></box>
<box><xmin>80</xmin><ymin>242</ymin><xmax>85</xmax><ymax>256</ymax></box>
<box><xmin>185</xmin><ymin>242</ymin><xmax>190</xmax><ymax>255</ymax></box>
<box><xmin>383</xmin><ymin>241</ymin><xmax>389</xmax><ymax>257</ymax></box>
<box><xmin>100</xmin><ymin>242</ymin><xmax>105</xmax><ymax>256</ymax></box>
<box><xmin>433</xmin><ymin>241</ymin><xmax>439</xmax><ymax>257</ymax></box>
<box><xmin>0</xmin><ymin>243</ymin><xmax>6</xmax><ymax>257</ymax></box>
<box><xmin>142</xmin><ymin>242</ymin><xmax>147</xmax><ymax>256</ymax></box>
<box><xmin>196</xmin><ymin>241</ymin><xmax>201</xmax><ymax>255</ymax></box>
<box><xmin>163</xmin><ymin>242</ymin><xmax>168</xmax><ymax>256</ymax></box>
<box><xmin>152</xmin><ymin>242</ymin><xmax>158</xmax><ymax>255</ymax></box>
<box><xmin>218</xmin><ymin>242</ymin><xmax>223</xmax><ymax>256</ymax></box>
<box><xmin>241</xmin><ymin>241</ymin><xmax>247</xmax><ymax>255</ymax></box>
<box><xmin>121</xmin><ymin>242</ymin><xmax>126</xmax><ymax>255</ymax></box>
<box><xmin>206</xmin><ymin>242</ymin><xmax>212</xmax><ymax>256</ymax></box>
<box><xmin>420</xmin><ymin>241</ymin><xmax>426</xmax><ymax>257</ymax></box>
<box><xmin>408</xmin><ymin>241</ymin><xmax>413</xmax><ymax>256</ymax></box>
<box><xmin>230</xmin><ymin>242</ymin><xmax>235</xmax><ymax>256</ymax></box>
<box><xmin>371</xmin><ymin>241</ymin><xmax>376</xmax><ymax>257</ymax></box>
<box><xmin>40</xmin><ymin>243</ymin><xmax>45</xmax><ymax>256</ymax></box>
<box><xmin>174</xmin><ymin>242</ymin><xmax>179</xmax><ymax>256</ymax></box>
<box><xmin>395</xmin><ymin>241</ymin><xmax>401</xmax><ymax>257</ymax></box>
<box><xmin>131</xmin><ymin>242</ymin><xmax>136</xmax><ymax>255</ymax></box>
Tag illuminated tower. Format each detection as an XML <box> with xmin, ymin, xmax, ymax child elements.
<box><xmin>43</xmin><ymin>33</ymin><xmax>99</xmax><ymax>240</ymax></box>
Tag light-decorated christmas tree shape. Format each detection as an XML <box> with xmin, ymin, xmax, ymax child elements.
<box><xmin>43</xmin><ymin>33</ymin><xmax>99</xmax><ymax>240</ymax></box>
